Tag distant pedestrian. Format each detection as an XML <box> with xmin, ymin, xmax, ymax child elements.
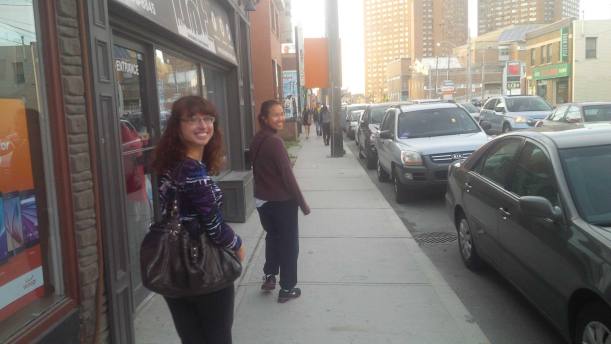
<box><xmin>302</xmin><ymin>106</ymin><xmax>312</xmax><ymax>139</ymax></box>
<box><xmin>151</xmin><ymin>95</ymin><xmax>245</xmax><ymax>344</ymax></box>
<box><xmin>250</xmin><ymin>99</ymin><xmax>310</xmax><ymax>303</ymax></box>
<box><xmin>320</xmin><ymin>105</ymin><xmax>331</xmax><ymax>145</ymax></box>
<box><xmin>313</xmin><ymin>105</ymin><xmax>321</xmax><ymax>136</ymax></box>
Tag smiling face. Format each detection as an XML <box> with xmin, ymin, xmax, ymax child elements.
<box><xmin>179</xmin><ymin>112</ymin><xmax>215</xmax><ymax>149</ymax></box>
<box><xmin>264</xmin><ymin>104</ymin><xmax>285</xmax><ymax>131</ymax></box>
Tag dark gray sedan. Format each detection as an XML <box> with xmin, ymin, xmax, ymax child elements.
<box><xmin>445</xmin><ymin>127</ymin><xmax>611</xmax><ymax>344</ymax></box>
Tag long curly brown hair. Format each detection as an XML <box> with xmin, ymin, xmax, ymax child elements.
<box><xmin>152</xmin><ymin>95</ymin><xmax>224</xmax><ymax>175</ymax></box>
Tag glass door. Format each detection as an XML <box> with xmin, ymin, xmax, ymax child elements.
<box><xmin>112</xmin><ymin>38</ymin><xmax>154</xmax><ymax>307</ymax></box>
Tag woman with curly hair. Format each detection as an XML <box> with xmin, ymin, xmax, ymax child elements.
<box><xmin>152</xmin><ymin>95</ymin><xmax>244</xmax><ymax>344</ymax></box>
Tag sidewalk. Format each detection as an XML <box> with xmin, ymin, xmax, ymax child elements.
<box><xmin>135</xmin><ymin>134</ymin><xmax>490</xmax><ymax>344</ymax></box>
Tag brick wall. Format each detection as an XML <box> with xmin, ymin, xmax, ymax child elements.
<box><xmin>56</xmin><ymin>0</ymin><xmax>108</xmax><ymax>342</ymax></box>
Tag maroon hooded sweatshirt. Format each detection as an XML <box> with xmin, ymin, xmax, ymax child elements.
<box><xmin>249</xmin><ymin>126</ymin><xmax>309</xmax><ymax>214</ymax></box>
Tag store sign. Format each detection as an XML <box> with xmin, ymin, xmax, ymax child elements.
<box><xmin>533</xmin><ymin>63</ymin><xmax>571</xmax><ymax>80</ymax></box>
<box><xmin>282</xmin><ymin>70</ymin><xmax>298</xmax><ymax>119</ymax></box>
<box><xmin>561</xmin><ymin>27</ymin><xmax>569</xmax><ymax>63</ymax></box>
<box><xmin>506</xmin><ymin>81</ymin><xmax>521</xmax><ymax>90</ymax></box>
<box><xmin>0</xmin><ymin>99</ymin><xmax>44</xmax><ymax>322</ymax></box>
<box><xmin>113</xmin><ymin>0</ymin><xmax>237</xmax><ymax>63</ymax></box>
<box><xmin>295</xmin><ymin>26</ymin><xmax>305</xmax><ymax>88</ymax></box>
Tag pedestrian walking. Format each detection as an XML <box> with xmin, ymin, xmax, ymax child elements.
<box><xmin>249</xmin><ymin>99</ymin><xmax>310</xmax><ymax>303</ymax></box>
<box><xmin>151</xmin><ymin>95</ymin><xmax>245</xmax><ymax>344</ymax></box>
<box><xmin>302</xmin><ymin>106</ymin><xmax>312</xmax><ymax>139</ymax></box>
<box><xmin>313</xmin><ymin>105</ymin><xmax>321</xmax><ymax>136</ymax></box>
<box><xmin>320</xmin><ymin>104</ymin><xmax>331</xmax><ymax>146</ymax></box>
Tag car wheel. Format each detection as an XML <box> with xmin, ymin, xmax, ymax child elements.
<box><xmin>366</xmin><ymin>151</ymin><xmax>377</xmax><ymax>169</ymax></box>
<box><xmin>456</xmin><ymin>215</ymin><xmax>483</xmax><ymax>271</ymax></box>
<box><xmin>502</xmin><ymin>123</ymin><xmax>512</xmax><ymax>134</ymax></box>
<box><xmin>377</xmin><ymin>160</ymin><xmax>389</xmax><ymax>182</ymax></box>
<box><xmin>393</xmin><ymin>166</ymin><xmax>408</xmax><ymax>203</ymax></box>
<box><xmin>574</xmin><ymin>303</ymin><xmax>611</xmax><ymax>344</ymax></box>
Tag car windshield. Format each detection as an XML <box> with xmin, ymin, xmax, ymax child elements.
<box><xmin>583</xmin><ymin>105</ymin><xmax>611</xmax><ymax>122</ymax></box>
<box><xmin>350</xmin><ymin>110</ymin><xmax>364</xmax><ymax>121</ymax></box>
<box><xmin>460</xmin><ymin>103</ymin><xmax>478</xmax><ymax>113</ymax></box>
<box><xmin>397</xmin><ymin>108</ymin><xmax>480</xmax><ymax>139</ymax></box>
<box><xmin>505</xmin><ymin>97</ymin><xmax>551</xmax><ymax>112</ymax></box>
<box><xmin>370</xmin><ymin>106</ymin><xmax>388</xmax><ymax>124</ymax></box>
<box><xmin>560</xmin><ymin>144</ymin><xmax>611</xmax><ymax>226</ymax></box>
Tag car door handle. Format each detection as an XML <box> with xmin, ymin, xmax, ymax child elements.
<box><xmin>464</xmin><ymin>182</ymin><xmax>473</xmax><ymax>193</ymax></box>
<box><xmin>499</xmin><ymin>207</ymin><xmax>512</xmax><ymax>220</ymax></box>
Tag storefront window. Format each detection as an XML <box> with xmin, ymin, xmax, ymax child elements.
<box><xmin>114</xmin><ymin>44</ymin><xmax>154</xmax><ymax>305</ymax></box>
<box><xmin>0</xmin><ymin>1</ymin><xmax>63</xmax><ymax>340</ymax></box>
<box><xmin>155</xmin><ymin>50</ymin><xmax>200</xmax><ymax>131</ymax></box>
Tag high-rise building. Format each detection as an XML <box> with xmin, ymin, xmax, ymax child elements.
<box><xmin>364</xmin><ymin>0</ymin><xmax>468</xmax><ymax>102</ymax></box>
<box><xmin>478</xmin><ymin>0</ymin><xmax>580</xmax><ymax>35</ymax></box>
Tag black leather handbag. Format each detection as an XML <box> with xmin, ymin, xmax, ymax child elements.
<box><xmin>140</xmin><ymin>169</ymin><xmax>242</xmax><ymax>298</ymax></box>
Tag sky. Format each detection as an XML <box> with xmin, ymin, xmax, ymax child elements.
<box><xmin>292</xmin><ymin>0</ymin><xmax>611</xmax><ymax>95</ymax></box>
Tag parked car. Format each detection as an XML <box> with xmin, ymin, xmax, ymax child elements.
<box><xmin>357</xmin><ymin>102</ymin><xmax>402</xmax><ymax>169</ymax></box>
<box><xmin>346</xmin><ymin>109</ymin><xmax>365</xmax><ymax>140</ymax></box>
<box><xmin>458</xmin><ymin>102</ymin><xmax>481</xmax><ymax>122</ymax></box>
<box><xmin>535</xmin><ymin>102</ymin><xmax>611</xmax><ymax>129</ymax></box>
<box><xmin>375</xmin><ymin>103</ymin><xmax>489</xmax><ymax>202</ymax></box>
<box><xmin>445</xmin><ymin>126</ymin><xmax>611</xmax><ymax>344</ymax></box>
<box><xmin>342</xmin><ymin>104</ymin><xmax>368</xmax><ymax>133</ymax></box>
<box><xmin>479</xmin><ymin>96</ymin><xmax>553</xmax><ymax>134</ymax></box>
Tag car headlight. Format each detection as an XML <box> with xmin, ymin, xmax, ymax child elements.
<box><xmin>401</xmin><ymin>150</ymin><xmax>423</xmax><ymax>166</ymax></box>
<box><xmin>515</xmin><ymin>116</ymin><xmax>527</xmax><ymax>123</ymax></box>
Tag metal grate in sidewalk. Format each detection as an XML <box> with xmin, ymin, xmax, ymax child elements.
<box><xmin>413</xmin><ymin>232</ymin><xmax>457</xmax><ymax>246</ymax></box>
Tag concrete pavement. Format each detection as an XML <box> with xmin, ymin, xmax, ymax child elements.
<box><xmin>135</xmin><ymin>133</ymin><xmax>490</xmax><ymax>344</ymax></box>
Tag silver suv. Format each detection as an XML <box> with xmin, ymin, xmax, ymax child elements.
<box><xmin>479</xmin><ymin>96</ymin><xmax>552</xmax><ymax>134</ymax></box>
<box><xmin>375</xmin><ymin>103</ymin><xmax>489</xmax><ymax>203</ymax></box>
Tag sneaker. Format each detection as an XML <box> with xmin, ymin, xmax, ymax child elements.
<box><xmin>278</xmin><ymin>287</ymin><xmax>301</xmax><ymax>303</ymax></box>
<box><xmin>261</xmin><ymin>274</ymin><xmax>276</xmax><ymax>291</ymax></box>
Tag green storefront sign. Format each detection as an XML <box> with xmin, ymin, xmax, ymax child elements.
<box><xmin>561</xmin><ymin>27</ymin><xmax>569</xmax><ymax>63</ymax></box>
<box><xmin>533</xmin><ymin>63</ymin><xmax>571</xmax><ymax>80</ymax></box>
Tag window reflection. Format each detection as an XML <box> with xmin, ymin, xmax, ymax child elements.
<box><xmin>0</xmin><ymin>1</ymin><xmax>61</xmax><ymax>340</ymax></box>
<box><xmin>155</xmin><ymin>50</ymin><xmax>200</xmax><ymax>131</ymax></box>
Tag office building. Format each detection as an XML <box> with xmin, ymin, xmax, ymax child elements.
<box><xmin>478</xmin><ymin>0</ymin><xmax>580</xmax><ymax>35</ymax></box>
<box><xmin>364</xmin><ymin>0</ymin><xmax>468</xmax><ymax>102</ymax></box>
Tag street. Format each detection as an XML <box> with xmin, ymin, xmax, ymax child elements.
<box><xmin>345</xmin><ymin>138</ymin><xmax>566</xmax><ymax>344</ymax></box>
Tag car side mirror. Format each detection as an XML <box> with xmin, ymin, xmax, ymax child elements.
<box><xmin>519</xmin><ymin>196</ymin><xmax>563</xmax><ymax>222</ymax></box>
<box><xmin>495</xmin><ymin>106</ymin><xmax>506</xmax><ymax>114</ymax></box>
<box><xmin>379</xmin><ymin>130</ymin><xmax>392</xmax><ymax>139</ymax></box>
<box><xmin>566</xmin><ymin>117</ymin><xmax>582</xmax><ymax>124</ymax></box>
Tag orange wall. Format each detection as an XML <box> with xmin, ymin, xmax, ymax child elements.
<box><xmin>250</xmin><ymin>0</ymin><xmax>283</xmax><ymax>118</ymax></box>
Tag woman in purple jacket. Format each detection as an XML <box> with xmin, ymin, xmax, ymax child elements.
<box><xmin>152</xmin><ymin>95</ymin><xmax>245</xmax><ymax>343</ymax></box>
<box><xmin>250</xmin><ymin>99</ymin><xmax>310</xmax><ymax>303</ymax></box>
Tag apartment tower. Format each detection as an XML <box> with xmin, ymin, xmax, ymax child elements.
<box><xmin>364</xmin><ymin>0</ymin><xmax>468</xmax><ymax>102</ymax></box>
<box><xmin>478</xmin><ymin>0</ymin><xmax>580</xmax><ymax>35</ymax></box>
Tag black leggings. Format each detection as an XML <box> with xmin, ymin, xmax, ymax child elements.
<box><xmin>164</xmin><ymin>285</ymin><xmax>234</xmax><ymax>344</ymax></box>
<box><xmin>257</xmin><ymin>200</ymin><xmax>299</xmax><ymax>290</ymax></box>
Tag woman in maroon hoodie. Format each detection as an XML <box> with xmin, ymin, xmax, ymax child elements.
<box><xmin>250</xmin><ymin>99</ymin><xmax>310</xmax><ymax>303</ymax></box>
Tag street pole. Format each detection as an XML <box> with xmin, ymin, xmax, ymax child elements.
<box><xmin>481</xmin><ymin>47</ymin><xmax>486</xmax><ymax>100</ymax></box>
<box><xmin>326</xmin><ymin>0</ymin><xmax>344</xmax><ymax>157</ymax></box>
<box><xmin>446</xmin><ymin>54</ymin><xmax>450</xmax><ymax>81</ymax></box>
<box><xmin>435</xmin><ymin>56</ymin><xmax>439</xmax><ymax>98</ymax></box>
<box><xmin>466</xmin><ymin>37</ymin><xmax>472</xmax><ymax>101</ymax></box>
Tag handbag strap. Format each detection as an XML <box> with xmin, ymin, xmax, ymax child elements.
<box><xmin>167</xmin><ymin>160</ymin><xmax>186</xmax><ymax>220</ymax></box>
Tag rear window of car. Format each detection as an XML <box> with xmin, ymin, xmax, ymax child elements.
<box><xmin>583</xmin><ymin>105</ymin><xmax>611</xmax><ymax>122</ymax></box>
<box><xmin>349</xmin><ymin>110</ymin><xmax>364</xmax><ymax>121</ymax></box>
<box><xmin>397</xmin><ymin>107</ymin><xmax>480</xmax><ymax>139</ymax></box>
<box><xmin>560</xmin><ymin>144</ymin><xmax>611</xmax><ymax>226</ymax></box>
<box><xmin>370</xmin><ymin>106</ymin><xmax>389</xmax><ymax>124</ymax></box>
<box><xmin>460</xmin><ymin>103</ymin><xmax>478</xmax><ymax>113</ymax></box>
<box><xmin>505</xmin><ymin>97</ymin><xmax>551</xmax><ymax>112</ymax></box>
